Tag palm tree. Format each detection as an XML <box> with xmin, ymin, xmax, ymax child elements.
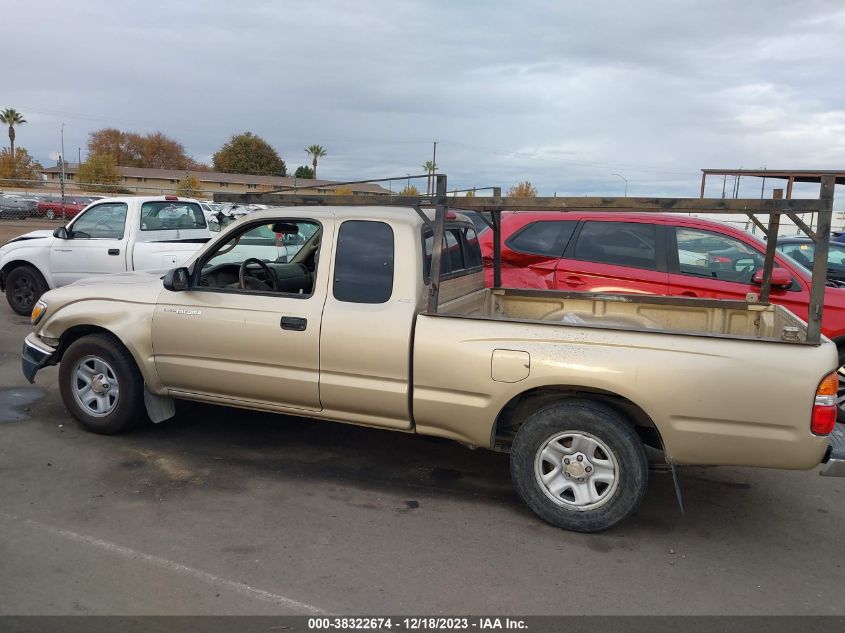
<box><xmin>304</xmin><ymin>145</ymin><xmax>327</xmax><ymax>180</ymax></box>
<box><xmin>0</xmin><ymin>108</ymin><xmax>27</xmax><ymax>178</ymax></box>
<box><xmin>422</xmin><ymin>160</ymin><xmax>437</xmax><ymax>194</ymax></box>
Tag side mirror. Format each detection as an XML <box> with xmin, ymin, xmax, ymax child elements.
<box><xmin>52</xmin><ymin>227</ymin><xmax>68</xmax><ymax>239</ymax></box>
<box><xmin>752</xmin><ymin>267</ymin><xmax>792</xmax><ymax>288</ymax></box>
<box><xmin>163</xmin><ymin>267</ymin><xmax>191</xmax><ymax>291</ymax></box>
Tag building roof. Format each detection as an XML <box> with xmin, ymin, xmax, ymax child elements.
<box><xmin>41</xmin><ymin>164</ymin><xmax>392</xmax><ymax>194</ymax></box>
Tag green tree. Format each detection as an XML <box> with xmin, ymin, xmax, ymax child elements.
<box><xmin>77</xmin><ymin>154</ymin><xmax>124</xmax><ymax>193</ymax></box>
<box><xmin>304</xmin><ymin>145</ymin><xmax>327</xmax><ymax>179</ymax></box>
<box><xmin>422</xmin><ymin>160</ymin><xmax>437</xmax><ymax>194</ymax></box>
<box><xmin>176</xmin><ymin>174</ymin><xmax>202</xmax><ymax>198</ymax></box>
<box><xmin>399</xmin><ymin>184</ymin><xmax>420</xmax><ymax>196</ymax></box>
<box><xmin>0</xmin><ymin>147</ymin><xmax>42</xmax><ymax>186</ymax></box>
<box><xmin>0</xmin><ymin>108</ymin><xmax>27</xmax><ymax>178</ymax></box>
<box><xmin>507</xmin><ymin>180</ymin><xmax>538</xmax><ymax>197</ymax></box>
<box><xmin>294</xmin><ymin>165</ymin><xmax>314</xmax><ymax>179</ymax></box>
<box><xmin>213</xmin><ymin>132</ymin><xmax>286</xmax><ymax>176</ymax></box>
<box><xmin>465</xmin><ymin>188</ymin><xmax>476</xmax><ymax>197</ymax></box>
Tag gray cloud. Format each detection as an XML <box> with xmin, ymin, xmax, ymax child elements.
<box><xmin>3</xmin><ymin>0</ymin><xmax>844</xmax><ymax>199</ymax></box>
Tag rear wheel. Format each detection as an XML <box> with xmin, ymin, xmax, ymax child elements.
<box><xmin>510</xmin><ymin>399</ymin><xmax>648</xmax><ymax>532</ymax></box>
<box><xmin>59</xmin><ymin>334</ymin><xmax>145</xmax><ymax>435</ymax></box>
<box><xmin>5</xmin><ymin>265</ymin><xmax>47</xmax><ymax>316</ymax></box>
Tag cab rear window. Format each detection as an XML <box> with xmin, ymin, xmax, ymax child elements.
<box><xmin>140</xmin><ymin>201</ymin><xmax>206</xmax><ymax>231</ymax></box>
<box><xmin>423</xmin><ymin>226</ymin><xmax>483</xmax><ymax>281</ymax></box>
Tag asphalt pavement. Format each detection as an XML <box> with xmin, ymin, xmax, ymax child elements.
<box><xmin>0</xmin><ymin>307</ymin><xmax>843</xmax><ymax>615</ymax></box>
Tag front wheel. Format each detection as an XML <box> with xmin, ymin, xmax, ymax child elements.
<box><xmin>59</xmin><ymin>334</ymin><xmax>145</xmax><ymax>434</ymax></box>
<box><xmin>5</xmin><ymin>265</ymin><xmax>47</xmax><ymax>316</ymax></box>
<box><xmin>510</xmin><ymin>399</ymin><xmax>648</xmax><ymax>532</ymax></box>
<box><xmin>46</xmin><ymin>209</ymin><xmax>56</xmax><ymax>220</ymax></box>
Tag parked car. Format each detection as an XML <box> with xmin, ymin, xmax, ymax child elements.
<box><xmin>0</xmin><ymin>195</ymin><xmax>212</xmax><ymax>315</ymax></box>
<box><xmin>0</xmin><ymin>194</ymin><xmax>38</xmax><ymax>218</ymax></box>
<box><xmin>478</xmin><ymin>211</ymin><xmax>845</xmax><ymax>420</ymax></box>
<box><xmin>36</xmin><ymin>195</ymin><xmax>91</xmax><ymax>220</ymax></box>
<box><xmin>19</xmin><ymin>204</ymin><xmax>844</xmax><ymax>532</ymax></box>
<box><xmin>776</xmin><ymin>236</ymin><xmax>845</xmax><ymax>285</ymax></box>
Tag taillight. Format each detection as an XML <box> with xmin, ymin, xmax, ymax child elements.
<box><xmin>812</xmin><ymin>372</ymin><xmax>839</xmax><ymax>435</ymax></box>
<box><xmin>165</xmin><ymin>195</ymin><xmax>178</xmax><ymax>201</ymax></box>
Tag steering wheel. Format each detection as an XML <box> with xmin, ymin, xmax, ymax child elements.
<box><xmin>239</xmin><ymin>258</ymin><xmax>278</xmax><ymax>291</ymax></box>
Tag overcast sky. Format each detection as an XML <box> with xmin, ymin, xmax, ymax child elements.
<box><xmin>4</xmin><ymin>0</ymin><xmax>845</xmax><ymax>199</ymax></box>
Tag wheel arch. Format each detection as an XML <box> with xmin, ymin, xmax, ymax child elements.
<box><xmin>53</xmin><ymin>324</ymin><xmax>159</xmax><ymax>389</ymax></box>
<box><xmin>0</xmin><ymin>259</ymin><xmax>49</xmax><ymax>292</ymax></box>
<box><xmin>491</xmin><ymin>385</ymin><xmax>665</xmax><ymax>455</ymax></box>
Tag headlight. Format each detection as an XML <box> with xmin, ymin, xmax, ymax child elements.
<box><xmin>31</xmin><ymin>300</ymin><xmax>47</xmax><ymax>325</ymax></box>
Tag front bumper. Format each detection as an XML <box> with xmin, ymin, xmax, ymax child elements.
<box><xmin>820</xmin><ymin>424</ymin><xmax>845</xmax><ymax>476</ymax></box>
<box><xmin>21</xmin><ymin>333</ymin><xmax>57</xmax><ymax>383</ymax></box>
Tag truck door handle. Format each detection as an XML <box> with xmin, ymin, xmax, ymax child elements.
<box><xmin>562</xmin><ymin>275</ymin><xmax>586</xmax><ymax>287</ymax></box>
<box><xmin>280</xmin><ymin>316</ymin><xmax>307</xmax><ymax>331</ymax></box>
<box><xmin>108</xmin><ymin>249</ymin><xmax>120</xmax><ymax>256</ymax></box>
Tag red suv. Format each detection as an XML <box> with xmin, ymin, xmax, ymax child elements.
<box><xmin>479</xmin><ymin>211</ymin><xmax>845</xmax><ymax>412</ymax></box>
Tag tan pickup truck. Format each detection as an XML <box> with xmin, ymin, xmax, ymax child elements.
<box><xmin>20</xmin><ymin>205</ymin><xmax>845</xmax><ymax>532</ymax></box>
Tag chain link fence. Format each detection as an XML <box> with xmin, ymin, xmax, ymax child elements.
<box><xmin>0</xmin><ymin>177</ymin><xmax>224</xmax><ymax>223</ymax></box>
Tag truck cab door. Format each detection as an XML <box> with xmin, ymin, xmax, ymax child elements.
<box><xmin>50</xmin><ymin>201</ymin><xmax>129</xmax><ymax>287</ymax></box>
<box><xmin>151</xmin><ymin>218</ymin><xmax>329</xmax><ymax>411</ymax></box>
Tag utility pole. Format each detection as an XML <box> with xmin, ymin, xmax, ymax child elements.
<box><xmin>60</xmin><ymin>123</ymin><xmax>66</xmax><ymax>217</ymax></box>
<box><xmin>78</xmin><ymin>147</ymin><xmax>81</xmax><ymax>165</ymax></box>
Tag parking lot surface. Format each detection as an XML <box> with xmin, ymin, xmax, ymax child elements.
<box><xmin>1</xmin><ymin>306</ymin><xmax>844</xmax><ymax>615</ymax></box>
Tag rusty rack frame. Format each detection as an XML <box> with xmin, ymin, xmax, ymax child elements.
<box><xmin>215</xmin><ymin>173</ymin><xmax>837</xmax><ymax>345</ymax></box>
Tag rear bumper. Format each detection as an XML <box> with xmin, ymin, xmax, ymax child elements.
<box><xmin>21</xmin><ymin>333</ymin><xmax>57</xmax><ymax>383</ymax></box>
<box><xmin>820</xmin><ymin>424</ymin><xmax>845</xmax><ymax>476</ymax></box>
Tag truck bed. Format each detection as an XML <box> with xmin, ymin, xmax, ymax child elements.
<box><xmin>436</xmin><ymin>283</ymin><xmax>810</xmax><ymax>344</ymax></box>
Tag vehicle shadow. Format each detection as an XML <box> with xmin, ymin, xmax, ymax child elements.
<box><xmin>92</xmin><ymin>399</ymin><xmax>835</xmax><ymax>539</ymax></box>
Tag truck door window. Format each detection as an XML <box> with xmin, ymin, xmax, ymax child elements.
<box><xmin>333</xmin><ymin>220</ymin><xmax>394</xmax><ymax>304</ymax></box>
<box><xmin>197</xmin><ymin>220</ymin><xmax>321</xmax><ymax>296</ymax></box>
<box><xmin>674</xmin><ymin>227</ymin><xmax>763</xmax><ymax>283</ymax></box>
<box><xmin>573</xmin><ymin>221</ymin><xmax>657</xmax><ymax>270</ymax></box>
<box><xmin>69</xmin><ymin>203</ymin><xmax>128</xmax><ymax>240</ymax></box>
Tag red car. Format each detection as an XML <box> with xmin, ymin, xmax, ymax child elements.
<box><xmin>479</xmin><ymin>210</ymin><xmax>845</xmax><ymax>414</ymax></box>
<box><xmin>36</xmin><ymin>196</ymin><xmax>93</xmax><ymax>220</ymax></box>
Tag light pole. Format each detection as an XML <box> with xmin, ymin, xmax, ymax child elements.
<box><xmin>612</xmin><ymin>173</ymin><xmax>627</xmax><ymax>197</ymax></box>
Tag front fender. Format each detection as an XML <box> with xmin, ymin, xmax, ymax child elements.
<box><xmin>37</xmin><ymin>298</ymin><xmax>165</xmax><ymax>392</ymax></box>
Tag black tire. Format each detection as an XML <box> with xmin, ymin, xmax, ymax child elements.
<box><xmin>5</xmin><ymin>265</ymin><xmax>47</xmax><ymax>316</ymax></box>
<box><xmin>837</xmin><ymin>346</ymin><xmax>845</xmax><ymax>424</ymax></box>
<box><xmin>510</xmin><ymin>398</ymin><xmax>648</xmax><ymax>533</ymax></box>
<box><xmin>58</xmin><ymin>334</ymin><xmax>145</xmax><ymax>435</ymax></box>
<box><xmin>46</xmin><ymin>209</ymin><xmax>56</xmax><ymax>220</ymax></box>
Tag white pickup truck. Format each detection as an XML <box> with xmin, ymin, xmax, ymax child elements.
<box><xmin>0</xmin><ymin>196</ymin><xmax>211</xmax><ymax>315</ymax></box>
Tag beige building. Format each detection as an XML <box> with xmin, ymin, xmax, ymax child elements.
<box><xmin>41</xmin><ymin>164</ymin><xmax>392</xmax><ymax>197</ymax></box>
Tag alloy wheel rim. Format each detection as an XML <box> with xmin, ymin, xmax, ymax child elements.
<box><xmin>534</xmin><ymin>430</ymin><xmax>620</xmax><ymax>511</ymax></box>
<box><xmin>72</xmin><ymin>355</ymin><xmax>120</xmax><ymax>417</ymax></box>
